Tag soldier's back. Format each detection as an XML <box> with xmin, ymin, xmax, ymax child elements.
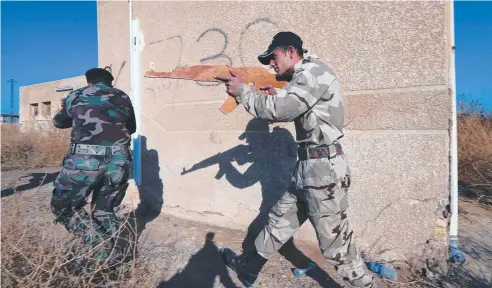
<box><xmin>68</xmin><ymin>83</ymin><xmax>133</xmax><ymax>146</ymax></box>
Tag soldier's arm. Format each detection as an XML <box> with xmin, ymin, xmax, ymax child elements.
<box><xmin>52</xmin><ymin>96</ymin><xmax>72</xmax><ymax>129</ymax></box>
<box><xmin>219</xmin><ymin>161</ymin><xmax>262</xmax><ymax>189</ymax></box>
<box><xmin>119</xmin><ymin>90</ymin><xmax>137</xmax><ymax>134</ymax></box>
<box><xmin>233</xmin><ymin>71</ymin><xmax>324</xmax><ymax>122</ymax></box>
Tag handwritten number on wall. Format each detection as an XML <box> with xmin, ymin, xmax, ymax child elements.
<box><xmin>166</xmin><ymin>35</ymin><xmax>183</xmax><ymax>66</ymax></box>
<box><xmin>144</xmin><ymin>18</ymin><xmax>278</xmax><ymax>88</ymax></box>
<box><xmin>197</xmin><ymin>28</ymin><xmax>232</xmax><ymax>65</ymax></box>
<box><xmin>195</xmin><ymin>28</ymin><xmax>233</xmax><ymax>87</ymax></box>
<box><xmin>239</xmin><ymin>18</ymin><xmax>279</xmax><ymax>66</ymax></box>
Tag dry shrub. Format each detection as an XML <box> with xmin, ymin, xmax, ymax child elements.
<box><xmin>1</xmin><ymin>198</ymin><xmax>156</xmax><ymax>288</ymax></box>
<box><xmin>1</xmin><ymin>121</ymin><xmax>70</xmax><ymax>170</ymax></box>
<box><xmin>457</xmin><ymin>100</ymin><xmax>492</xmax><ymax>203</ymax></box>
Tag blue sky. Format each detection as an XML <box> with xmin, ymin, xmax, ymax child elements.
<box><xmin>455</xmin><ymin>1</ymin><xmax>492</xmax><ymax>111</ymax></box>
<box><xmin>1</xmin><ymin>1</ymin><xmax>491</xmax><ymax>114</ymax></box>
<box><xmin>1</xmin><ymin>1</ymin><xmax>98</xmax><ymax>114</ymax></box>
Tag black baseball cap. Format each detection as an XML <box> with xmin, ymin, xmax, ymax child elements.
<box><xmin>85</xmin><ymin>68</ymin><xmax>114</xmax><ymax>83</ymax></box>
<box><xmin>258</xmin><ymin>31</ymin><xmax>308</xmax><ymax>65</ymax></box>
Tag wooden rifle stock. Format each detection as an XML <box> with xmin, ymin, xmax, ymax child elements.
<box><xmin>144</xmin><ymin>65</ymin><xmax>286</xmax><ymax>114</ymax></box>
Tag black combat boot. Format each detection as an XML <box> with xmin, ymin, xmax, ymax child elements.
<box><xmin>220</xmin><ymin>248</ymin><xmax>267</xmax><ymax>287</ymax></box>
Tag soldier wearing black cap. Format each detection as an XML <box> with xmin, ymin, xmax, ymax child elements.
<box><xmin>51</xmin><ymin>67</ymin><xmax>136</xmax><ymax>262</ymax></box>
<box><xmin>216</xmin><ymin>32</ymin><xmax>375</xmax><ymax>287</ymax></box>
<box><xmin>85</xmin><ymin>67</ymin><xmax>115</xmax><ymax>85</ymax></box>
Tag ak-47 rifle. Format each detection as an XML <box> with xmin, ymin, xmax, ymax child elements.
<box><xmin>181</xmin><ymin>144</ymin><xmax>251</xmax><ymax>179</ymax></box>
<box><xmin>144</xmin><ymin>65</ymin><xmax>287</xmax><ymax>114</ymax></box>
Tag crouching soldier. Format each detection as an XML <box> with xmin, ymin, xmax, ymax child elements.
<box><xmin>51</xmin><ymin>67</ymin><xmax>136</xmax><ymax>261</ymax></box>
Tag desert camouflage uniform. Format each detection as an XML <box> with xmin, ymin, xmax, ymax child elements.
<box><xmin>233</xmin><ymin>55</ymin><xmax>374</xmax><ymax>287</ymax></box>
<box><xmin>51</xmin><ymin>82</ymin><xmax>136</xmax><ymax>260</ymax></box>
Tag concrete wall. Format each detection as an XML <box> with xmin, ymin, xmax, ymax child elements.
<box><xmin>19</xmin><ymin>76</ymin><xmax>87</xmax><ymax>130</ymax></box>
<box><xmin>98</xmin><ymin>1</ymin><xmax>453</xmax><ymax>260</ymax></box>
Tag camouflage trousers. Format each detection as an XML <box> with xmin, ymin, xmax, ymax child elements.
<box><xmin>254</xmin><ymin>149</ymin><xmax>375</xmax><ymax>288</ymax></box>
<box><xmin>51</xmin><ymin>148</ymin><xmax>131</xmax><ymax>261</ymax></box>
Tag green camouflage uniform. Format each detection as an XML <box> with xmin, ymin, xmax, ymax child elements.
<box><xmin>51</xmin><ymin>82</ymin><xmax>136</xmax><ymax>260</ymax></box>
<box><xmin>232</xmin><ymin>54</ymin><xmax>374</xmax><ymax>287</ymax></box>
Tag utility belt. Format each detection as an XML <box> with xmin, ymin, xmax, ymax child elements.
<box><xmin>69</xmin><ymin>143</ymin><xmax>129</xmax><ymax>156</ymax></box>
<box><xmin>297</xmin><ymin>142</ymin><xmax>343</xmax><ymax>160</ymax></box>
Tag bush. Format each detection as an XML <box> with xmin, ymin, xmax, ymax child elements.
<box><xmin>1</xmin><ymin>198</ymin><xmax>155</xmax><ymax>287</ymax></box>
<box><xmin>457</xmin><ymin>100</ymin><xmax>492</xmax><ymax>204</ymax></box>
<box><xmin>1</xmin><ymin>121</ymin><xmax>70</xmax><ymax>170</ymax></box>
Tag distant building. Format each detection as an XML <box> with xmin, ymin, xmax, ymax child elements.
<box><xmin>18</xmin><ymin>76</ymin><xmax>86</xmax><ymax>130</ymax></box>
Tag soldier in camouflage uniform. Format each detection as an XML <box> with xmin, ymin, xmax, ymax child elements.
<box><xmin>51</xmin><ymin>68</ymin><xmax>136</xmax><ymax>261</ymax></box>
<box><xmin>215</xmin><ymin>32</ymin><xmax>375</xmax><ymax>287</ymax></box>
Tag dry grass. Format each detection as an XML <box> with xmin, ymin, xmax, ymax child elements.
<box><xmin>457</xmin><ymin>100</ymin><xmax>492</xmax><ymax>203</ymax></box>
<box><xmin>1</xmin><ymin>197</ymin><xmax>156</xmax><ymax>288</ymax></box>
<box><xmin>1</xmin><ymin>121</ymin><xmax>71</xmax><ymax>170</ymax></box>
<box><xmin>0</xmin><ymin>122</ymin><xmax>160</xmax><ymax>287</ymax></box>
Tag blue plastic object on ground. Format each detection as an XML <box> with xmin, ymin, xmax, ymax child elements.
<box><xmin>293</xmin><ymin>261</ymin><xmax>317</xmax><ymax>278</ymax></box>
<box><xmin>365</xmin><ymin>262</ymin><xmax>398</xmax><ymax>281</ymax></box>
<box><xmin>449</xmin><ymin>239</ymin><xmax>466</xmax><ymax>264</ymax></box>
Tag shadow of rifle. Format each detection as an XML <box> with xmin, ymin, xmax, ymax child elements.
<box><xmin>181</xmin><ymin>144</ymin><xmax>252</xmax><ymax>179</ymax></box>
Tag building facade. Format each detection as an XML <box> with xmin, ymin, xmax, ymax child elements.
<box><xmin>19</xmin><ymin>76</ymin><xmax>86</xmax><ymax>130</ymax></box>
<box><xmin>97</xmin><ymin>1</ymin><xmax>454</xmax><ymax>260</ymax></box>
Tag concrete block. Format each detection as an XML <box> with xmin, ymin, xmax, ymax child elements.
<box><xmin>142</xmin><ymin>86</ymin><xmax>452</xmax><ymax>132</ymax></box>
<box><xmin>340</xmin><ymin>131</ymin><xmax>449</xmax><ymax>239</ymax></box>
<box><xmin>344</xmin><ymin>88</ymin><xmax>452</xmax><ymax>130</ymax></box>
<box><xmin>152</xmin><ymin>103</ymin><xmax>256</xmax><ymax>132</ymax></box>
<box><xmin>355</xmin><ymin>199</ymin><xmax>440</xmax><ymax>260</ymax></box>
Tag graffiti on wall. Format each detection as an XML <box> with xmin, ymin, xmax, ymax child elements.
<box><xmin>137</xmin><ymin>17</ymin><xmax>283</xmax><ymax>112</ymax></box>
<box><xmin>145</xmin><ymin>17</ymin><xmax>281</xmax><ymax>88</ymax></box>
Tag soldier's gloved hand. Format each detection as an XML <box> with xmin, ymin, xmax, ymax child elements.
<box><xmin>259</xmin><ymin>84</ymin><xmax>277</xmax><ymax>96</ymax></box>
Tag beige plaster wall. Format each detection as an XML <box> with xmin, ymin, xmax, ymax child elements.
<box><xmin>98</xmin><ymin>1</ymin><xmax>453</xmax><ymax>260</ymax></box>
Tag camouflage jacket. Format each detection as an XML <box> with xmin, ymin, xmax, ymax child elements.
<box><xmin>233</xmin><ymin>54</ymin><xmax>344</xmax><ymax>148</ymax></box>
<box><xmin>53</xmin><ymin>82</ymin><xmax>136</xmax><ymax>146</ymax></box>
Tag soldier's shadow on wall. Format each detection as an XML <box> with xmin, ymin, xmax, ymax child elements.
<box><xmin>181</xmin><ymin>118</ymin><xmax>340</xmax><ymax>287</ymax></box>
<box><xmin>117</xmin><ymin>135</ymin><xmax>164</xmax><ymax>261</ymax></box>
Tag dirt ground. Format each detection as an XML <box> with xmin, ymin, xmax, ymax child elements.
<box><xmin>2</xmin><ymin>167</ymin><xmax>491</xmax><ymax>288</ymax></box>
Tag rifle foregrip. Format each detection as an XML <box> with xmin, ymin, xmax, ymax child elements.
<box><xmin>219</xmin><ymin>96</ymin><xmax>239</xmax><ymax>114</ymax></box>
